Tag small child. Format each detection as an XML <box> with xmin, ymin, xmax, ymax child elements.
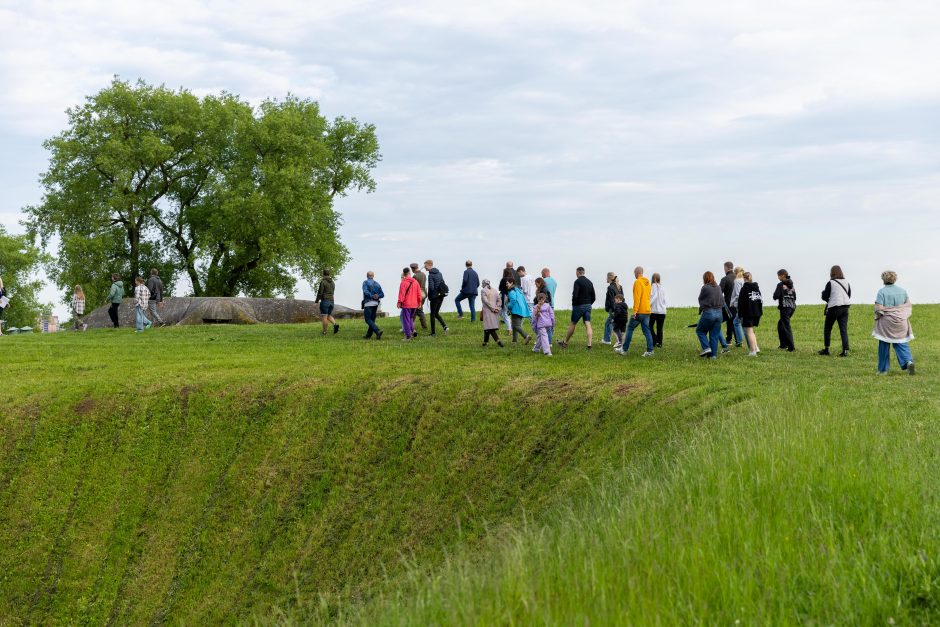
<box><xmin>72</xmin><ymin>284</ymin><xmax>87</xmax><ymax>331</ymax></box>
<box><xmin>612</xmin><ymin>294</ymin><xmax>629</xmax><ymax>351</ymax></box>
<box><xmin>531</xmin><ymin>293</ymin><xmax>554</xmax><ymax>356</ymax></box>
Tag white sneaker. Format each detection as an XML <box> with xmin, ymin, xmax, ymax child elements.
<box><xmin>614</xmin><ymin>347</ymin><xmax>624</xmax><ymax>354</ymax></box>
<box><xmin>613</xmin><ymin>342</ymin><xmax>622</xmax><ymax>349</ymax></box>
<box><xmin>748</xmin><ymin>351</ymin><xmax>758</xmax><ymax>357</ymax></box>
<box><xmin>641</xmin><ymin>351</ymin><xmax>653</xmax><ymax>357</ymax></box>
<box><xmin>601</xmin><ymin>340</ymin><xmax>611</xmax><ymax>345</ymax></box>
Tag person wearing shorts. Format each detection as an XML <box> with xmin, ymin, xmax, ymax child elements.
<box><xmin>559</xmin><ymin>267</ymin><xmax>595</xmax><ymax>349</ymax></box>
<box><xmin>315</xmin><ymin>268</ymin><xmax>339</xmax><ymax>335</ymax></box>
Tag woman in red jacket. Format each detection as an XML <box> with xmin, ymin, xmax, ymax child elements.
<box><xmin>398</xmin><ymin>267</ymin><xmax>422</xmax><ymax>340</ymax></box>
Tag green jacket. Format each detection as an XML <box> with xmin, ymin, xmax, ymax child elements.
<box><xmin>107</xmin><ymin>281</ymin><xmax>124</xmax><ymax>304</ymax></box>
<box><xmin>316</xmin><ymin>277</ymin><xmax>335</xmax><ymax>302</ymax></box>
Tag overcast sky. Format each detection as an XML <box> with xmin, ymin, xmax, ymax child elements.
<box><xmin>2</xmin><ymin>0</ymin><xmax>938</xmax><ymax>316</ymax></box>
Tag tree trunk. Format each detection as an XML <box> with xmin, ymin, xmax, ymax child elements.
<box><xmin>128</xmin><ymin>225</ymin><xmax>140</xmax><ymax>289</ymax></box>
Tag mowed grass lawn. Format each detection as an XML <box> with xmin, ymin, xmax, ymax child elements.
<box><xmin>0</xmin><ymin>303</ymin><xmax>937</xmax><ymax>624</ymax></box>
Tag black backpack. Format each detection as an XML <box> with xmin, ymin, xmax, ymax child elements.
<box><xmin>437</xmin><ymin>281</ymin><xmax>449</xmax><ymax>298</ymax></box>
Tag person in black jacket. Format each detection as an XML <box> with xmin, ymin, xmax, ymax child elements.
<box><xmin>611</xmin><ymin>294</ymin><xmax>629</xmax><ymax>349</ymax></box>
<box><xmin>738</xmin><ymin>271</ymin><xmax>763</xmax><ymax>356</ymax></box>
<box><xmin>145</xmin><ymin>268</ymin><xmax>165</xmax><ymax>327</ymax></box>
<box><xmin>424</xmin><ymin>259</ymin><xmax>449</xmax><ymax>336</ymax></box>
<box><xmin>558</xmin><ymin>267</ymin><xmax>596</xmax><ymax>349</ymax></box>
<box><xmin>772</xmin><ymin>269</ymin><xmax>796</xmax><ymax>351</ymax></box>
<box><xmin>718</xmin><ymin>261</ymin><xmax>736</xmax><ymax>343</ymax></box>
<box><xmin>602</xmin><ymin>272</ymin><xmax>623</xmax><ymax>346</ymax></box>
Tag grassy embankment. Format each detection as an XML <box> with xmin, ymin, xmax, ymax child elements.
<box><xmin>0</xmin><ymin>304</ymin><xmax>937</xmax><ymax>624</ymax></box>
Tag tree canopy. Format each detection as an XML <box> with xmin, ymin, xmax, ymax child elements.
<box><xmin>0</xmin><ymin>226</ymin><xmax>47</xmax><ymax>329</ymax></box>
<box><xmin>26</xmin><ymin>78</ymin><xmax>380</xmax><ymax>301</ymax></box>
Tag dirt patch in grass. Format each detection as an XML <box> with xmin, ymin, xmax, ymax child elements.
<box><xmin>179</xmin><ymin>386</ymin><xmax>194</xmax><ymax>412</ymax></box>
<box><xmin>614</xmin><ymin>383</ymin><xmax>641</xmax><ymax>397</ymax></box>
<box><xmin>74</xmin><ymin>397</ymin><xmax>97</xmax><ymax>416</ymax></box>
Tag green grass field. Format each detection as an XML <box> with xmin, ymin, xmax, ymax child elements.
<box><xmin>0</xmin><ymin>304</ymin><xmax>936</xmax><ymax>624</ymax></box>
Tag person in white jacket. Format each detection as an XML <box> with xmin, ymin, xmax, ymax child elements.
<box><xmin>518</xmin><ymin>266</ymin><xmax>537</xmax><ymax>327</ymax></box>
<box><xmin>649</xmin><ymin>273</ymin><xmax>667</xmax><ymax>347</ymax></box>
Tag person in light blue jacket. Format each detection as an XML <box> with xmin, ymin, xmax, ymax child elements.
<box><xmin>506</xmin><ymin>279</ymin><xmax>532</xmax><ymax>344</ymax></box>
<box><xmin>361</xmin><ymin>271</ymin><xmax>384</xmax><ymax>340</ymax></box>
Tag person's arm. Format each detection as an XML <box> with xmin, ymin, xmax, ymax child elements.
<box><xmin>773</xmin><ymin>283</ymin><xmax>782</xmax><ymax>302</ymax></box>
<box><xmin>846</xmin><ymin>283</ymin><xmax>851</xmax><ymax>298</ymax></box>
<box><xmin>821</xmin><ymin>282</ymin><xmax>831</xmax><ymax>303</ymax></box>
<box><xmin>572</xmin><ymin>281</ymin><xmax>580</xmax><ymax>305</ymax></box>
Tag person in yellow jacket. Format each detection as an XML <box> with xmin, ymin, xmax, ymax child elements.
<box><xmin>616</xmin><ymin>266</ymin><xmax>655</xmax><ymax>357</ymax></box>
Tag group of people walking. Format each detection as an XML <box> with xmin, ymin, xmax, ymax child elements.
<box><xmin>67</xmin><ymin>269</ymin><xmax>167</xmax><ymax>332</ymax></box>
<box><xmin>340</xmin><ymin>259</ymin><xmax>917</xmax><ymax>375</ymax></box>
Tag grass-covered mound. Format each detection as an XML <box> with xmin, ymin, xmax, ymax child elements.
<box><xmin>0</xmin><ymin>304</ymin><xmax>936</xmax><ymax>624</ymax></box>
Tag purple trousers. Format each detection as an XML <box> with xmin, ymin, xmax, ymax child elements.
<box><xmin>401</xmin><ymin>308</ymin><xmax>416</xmax><ymax>338</ymax></box>
<box><xmin>532</xmin><ymin>326</ymin><xmax>552</xmax><ymax>355</ymax></box>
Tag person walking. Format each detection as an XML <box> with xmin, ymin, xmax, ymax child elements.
<box><xmin>534</xmin><ymin>277</ymin><xmax>554</xmax><ymax>344</ymax></box>
<box><xmin>610</xmin><ymin>294</ymin><xmax>629</xmax><ymax>350</ymax></box>
<box><xmin>480</xmin><ymin>279</ymin><xmax>504</xmax><ymax>347</ymax></box>
<box><xmin>541</xmin><ymin>268</ymin><xmax>558</xmax><ymax>307</ymax></box>
<box><xmin>558</xmin><ymin>267</ymin><xmax>595</xmax><ymax>349</ymax></box>
<box><xmin>602</xmin><ymin>272</ymin><xmax>623</xmax><ymax>345</ymax></box>
<box><xmin>696</xmin><ymin>271</ymin><xmax>724</xmax><ymax>359</ymax></box>
<box><xmin>519</xmin><ymin>266</ymin><xmax>536</xmax><ymax>305</ymax></box>
<box><xmin>738</xmin><ymin>271</ymin><xmax>763</xmax><ymax>356</ymax></box>
<box><xmin>873</xmin><ymin>271</ymin><xmax>915</xmax><ymax>375</ymax></box>
<box><xmin>498</xmin><ymin>268</ymin><xmax>514</xmax><ymax>331</ymax></box>
<box><xmin>819</xmin><ymin>265</ymin><xmax>852</xmax><ymax>356</ymax></box>
<box><xmin>145</xmin><ymin>268</ymin><xmax>166</xmax><ymax>327</ymax></box>
<box><xmin>649</xmin><ymin>273</ymin><xmax>667</xmax><ymax>348</ymax></box>
<box><xmin>455</xmin><ymin>260</ymin><xmax>479</xmax><ymax>321</ymax></box>
<box><xmin>133</xmin><ymin>276</ymin><xmax>152</xmax><ymax>332</ymax></box>
<box><xmin>361</xmin><ymin>271</ymin><xmax>384</xmax><ymax>340</ymax></box>
<box><xmin>424</xmin><ymin>260</ymin><xmax>449</xmax><ymax>336</ymax></box>
<box><xmin>410</xmin><ymin>262</ymin><xmax>429</xmax><ymax>332</ymax></box>
<box><xmin>72</xmin><ymin>284</ymin><xmax>87</xmax><ymax>331</ymax></box>
<box><xmin>315</xmin><ymin>268</ymin><xmax>339</xmax><ymax>335</ymax></box>
<box><xmin>0</xmin><ymin>276</ymin><xmax>6</xmax><ymax>335</ymax></box>
<box><xmin>772</xmin><ymin>269</ymin><xmax>796</xmax><ymax>351</ymax></box>
<box><xmin>531</xmin><ymin>293</ymin><xmax>554</xmax><ymax>356</ymax></box>
<box><xmin>506</xmin><ymin>261</ymin><xmax>521</xmax><ymax>288</ymax></box>
<box><xmin>506</xmin><ymin>279</ymin><xmax>532</xmax><ymax>344</ymax></box>
<box><xmin>619</xmin><ymin>266</ymin><xmax>654</xmax><ymax>357</ymax></box>
<box><xmin>397</xmin><ymin>267</ymin><xmax>421</xmax><ymax>341</ymax></box>
<box><xmin>719</xmin><ymin>261</ymin><xmax>736</xmax><ymax>343</ymax></box>
<box><xmin>106</xmin><ymin>273</ymin><xmax>124</xmax><ymax>328</ymax></box>
<box><xmin>730</xmin><ymin>267</ymin><xmax>745</xmax><ymax>347</ymax></box>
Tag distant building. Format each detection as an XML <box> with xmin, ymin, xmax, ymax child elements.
<box><xmin>38</xmin><ymin>314</ymin><xmax>59</xmax><ymax>333</ymax></box>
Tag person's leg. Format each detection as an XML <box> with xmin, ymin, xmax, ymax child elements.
<box><xmin>838</xmin><ymin>309</ymin><xmax>850</xmax><ymax>352</ymax></box>
<box><xmin>725</xmin><ymin>312</ymin><xmax>734</xmax><ymax>343</ymax></box>
<box><xmin>695</xmin><ymin>315</ymin><xmax>711</xmax><ymax>352</ymax></box>
<box><xmin>623</xmin><ymin>317</ymin><xmax>638</xmax><ymax>352</ymax></box>
<box><xmin>822</xmin><ymin>311</ymin><xmax>835</xmax><ymax>350</ymax></box>
<box><xmin>109</xmin><ymin>303</ymin><xmax>120</xmax><ymax>328</ymax></box>
<box><xmin>511</xmin><ymin>315</ymin><xmax>522</xmax><ymax>342</ymax></box>
<box><xmin>732</xmin><ymin>310</ymin><xmax>744</xmax><ymax>345</ymax></box>
<box><xmin>468</xmin><ymin>296</ymin><xmax>476</xmax><ymax>322</ymax></box>
<box><xmin>614</xmin><ymin>329</ymin><xmax>624</xmax><ymax>348</ymax></box>
<box><xmin>638</xmin><ymin>314</ymin><xmax>653</xmax><ymax>352</ymax></box>
<box><xmin>415</xmin><ymin>303</ymin><xmax>428</xmax><ymax>330</ymax></box>
<box><xmin>718</xmin><ymin>328</ymin><xmax>728</xmax><ymax>349</ymax></box>
<box><xmin>135</xmin><ymin>305</ymin><xmax>144</xmax><ymax>331</ymax></box>
<box><xmin>782</xmin><ymin>308</ymin><xmax>795</xmax><ymax>350</ymax></box>
<box><xmin>547</xmin><ymin>326</ymin><xmax>554</xmax><ymax>344</ymax></box>
<box><xmin>709</xmin><ymin>315</ymin><xmax>721</xmax><ymax>356</ymax></box>
<box><xmin>148</xmin><ymin>301</ymin><xmax>164</xmax><ymax>324</ymax></box>
<box><xmin>403</xmin><ymin>308</ymin><xmax>415</xmax><ymax>338</ymax></box>
<box><xmin>501</xmin><ymin>295</ymin><xmax>511</xmax><ymax>330</ymax></box>
<box><xmin>747</xmin><ymin>327</ymin><xmax>759</xmax><ymax>354</ymax></box>
<box><xmin>877</xmin><ymin>340</ymin><xmax>890</xmax><ymax>372</ymax></box>
<box><xmin>364</xmin><ymin>306</ymin><xmax>378</xmax><ymax>337</ymax></box>
<box><xmin>585</xmin><ymin>321</ymin><xmax>593</xmax><ymax>347</ymax></box>
<box><xmin>435</xmin><ymin>297</ymin><xmax>448</xmax><ymax>331</ymax></box>
<box><xmin>538</xmin><ymin>327</ymin><xmax>551</xmax><ymax>354</ymax></box>
<box><xmin>894</xmin><ymin>342</ymin><xmax>912</xmax><ymax>370</ymax></box>
<box><xmin>603</xmin><ymin>312</ymin><xmax>613</xmax><ymax>343</ymax></box>
<box><xmin>321</xmin><ymin>312</ymin><xmax>329</xmax><ymax>334</ymax></box>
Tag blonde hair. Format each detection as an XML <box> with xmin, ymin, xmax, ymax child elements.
<box><xmin>606</xmin><ymin>272</ymin><xmax>620</xmax><ymax>289</ymax></box>
<box><xmin>743</xmin><ymin>271</ymin><xmax>753</xmax><ymax>282</ymax></box>
<box><xmin>734</xmin><ymin>266</ymin><xmax>744</xmax><ymax>278</ymax></box>
<box><xmin>73</xmin><ymin>284</ymin><xmax>84</xmax><ymax>298</ymax></box>
<box><xmin>881</xmin><ymin>270</ymin><xmax>897</xmax><ymax>285</ymax></box>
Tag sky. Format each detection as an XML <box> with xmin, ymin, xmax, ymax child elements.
<box><xmin>1</xmin><ymin>0</ymin><xmax>938</xmax><ymax>317</ymax></box>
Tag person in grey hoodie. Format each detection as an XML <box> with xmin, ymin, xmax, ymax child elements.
<box><xmin>424</xmin><ymin>259</ymin><xmax>449</xmax><ymax>336</ymax></box>
<box><xmin>106</xmin><ymin>273</ymin><xmax>124</xmax><ymax>328</ymax></box>
<box><xmin>145</xmin><ymin>268</ymin><xmax>165</xmax><ymax>327</ymax></box>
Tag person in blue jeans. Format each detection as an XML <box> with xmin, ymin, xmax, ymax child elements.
<box><xmin>361</xmin><ymin>271</ymin><xmax>384</xmax><ymax>340</ymax></box>
<box><xmin>618</xmin><ymin>266</ymin><xmax>654</xmax><ymax>357</ymax></box>
<box><xmin>455</xmin><ymin>260</ymin><xmax>479</xmax><ymax>321</ymax></box>
<box><xmin>602</xmin><ymin>272</ymin><xmax>623</xmax><ymax>345</ymax></box>
<box><xmin>873</xmin><ymin>271</ymin><xmax>915</xmax><ymax>375</ymax></box>
<box><xmin>696</xmin><ymin>271</ymin><xmax>725</xmax><ymax>358</ymax></box>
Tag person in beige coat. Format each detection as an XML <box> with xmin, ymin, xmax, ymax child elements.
<box><xmin>480</xmin><ymin>279</ymin><xmax>504</xmax><ymax>347</ymax></box>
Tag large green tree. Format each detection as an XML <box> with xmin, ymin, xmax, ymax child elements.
<box><xmin>0</xmin><ymin>226</ymin><xmax>47</xmax><ymax>329</ymax></box>
<box><xmin>26</xmin><ymin>78</ymin><xmax>380</xmax><ymax>300</ymax></box>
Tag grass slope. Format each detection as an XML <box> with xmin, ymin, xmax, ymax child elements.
<box><xmin>0</xmin><ymin>304</ymin><xmax>936</xmax><ymax>624</ymax></box>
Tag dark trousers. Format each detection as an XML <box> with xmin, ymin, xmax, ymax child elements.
<box><xmin>483</xmin><ymin>329</ymin><xmax>501</xmax><ymax>344</ymax></box>
<box><xmin>777</xmin><ymin>307</ymin><xmax>795</xmax><ymax>350</ymax></box>
<box><xmin>823</xmin><ymin>305</ymin><xmax>850</xmax><ymax>351</ymax></box>
<box><xmin>415</xmin><ymin>301</ymin><xmax>428</xmax><ymax>328</ymax></box>
<box><xmin>429</xmin><ymin>296</ymin><xmax>446</xmax><ymax>334</ymax></box>
<box><xmin>363</xmin><ymin>306</ymin><xmax>380</xmax><ymax>338</ymax></box>
<box><xmin>724</xmin><ymin>306</ymin><xmax>734</xmax><ymax>342</ymax></box>
<box><xmin>108</xmin><ymin>303</ymin><xmax>120</xmax><ymax>328</ymax></box>
<box><xmin>510</xmin><ymin>314</ymin><xmax>529</xmax><ymax>342</ymax></box>
<box><xmin>650</xmin><ymin>313</ymin><xmax>666</xmax><ymax>347</ymax></box>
